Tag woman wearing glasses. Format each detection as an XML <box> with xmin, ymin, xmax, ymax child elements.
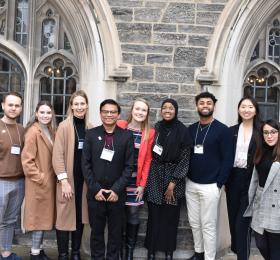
<box><xmin>226</xmin><ymin>97</ymin><xmax>261</xmax><ymax>260</ymax></box>
<box><xmin>53</xmin><ymin>90</ymin><xmax>91</xmax><ymax>260</ymax></box>
<box><xmin>244</xmin><ymin>119</ymin><xmax>280</xmax><ymax>260</ymax></box>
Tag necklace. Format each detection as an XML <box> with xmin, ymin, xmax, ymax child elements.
<box><xmin>200</xmin><ymin>124</ymin><xmax>210</xmax><ymax>131</ymax></box>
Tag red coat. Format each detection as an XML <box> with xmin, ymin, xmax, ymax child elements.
<box><xmin>117</xmin><ymin>120</ymin><xmax>155</xmax><ymax>187</ymax></box>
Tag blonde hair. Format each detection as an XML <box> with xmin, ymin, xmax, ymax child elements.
<box><xmin>127</xmin><ymin>98</ymin><xmax>151</xmax><ymax>141</ymax></box>
<box><xmin>66</xmin><ymin>90</ymin><xmax>90</xmax><ymax>129</ymax></box>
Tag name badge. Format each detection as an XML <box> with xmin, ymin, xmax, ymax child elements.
<box><xmin>78</xmin><ymin>140</ymin><xmax>84</xmax><ymax>150</ymax></box>
<box><xmin>11</xmin><ymin>144</ymin><xmax>21</xmax><ymax>155</ymax></box>
<box><xmin>134</xmin><ymin>142</ymin><xmax>140</xmax><ymax>149</ymax></box>
<box><xmin>153</xmin><ymin>144</ymin><xmax>163</xmax><ymax>156</ymax></box>
<box><xmin>194</xmin><ymin>145</ymin><xmax>204</xmax><ymax>154</ymax></box>
<box><xmin>100</xmin><ymin>148</ymin><xmax>115</xmax><ymax>161</ymax></box>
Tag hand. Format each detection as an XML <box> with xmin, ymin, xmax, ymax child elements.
<box><xmin>135</xmin><ymin>186</ymin><xmax>144</xmax><ymax>202</ymax></box>
<box><xmin>95</xmin><ymin>189</ymin><xmax>109</xmax><ymax>201</ymax></box>
<box><xmin>61</xmin><ymin>179</ymin><xmax>74</xmax><ymax>201</ymax></box>
<box><xmin>107</xmin><ymin>190</ymin><xmax>119</xmax><ymax>202</ymax></box>
<box><xmin>164</xmin><ymin>182</ymin><xmax>175</xmax><ymax>204</ymax></box>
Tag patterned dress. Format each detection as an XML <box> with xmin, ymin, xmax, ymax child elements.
<box><xmin>125</xmin><ymin>128</ymin><xmax>144</xmax><ymax>206</ymax></box>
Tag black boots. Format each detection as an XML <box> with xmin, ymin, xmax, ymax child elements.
<box><xmin>165</xmin><ymin>251</ymin><xmax>173</xmax><ymax>260</ymax></box>
<box><xmin>187</xmin><ymin>252</ymin><xmax>205</xmax><ymax>260</ymax></box>
<box><xmin>125</xmin><ymin>223</ymin><xmax>139</xmax><ymax>260</ymax></box>
<box><xmin>30</xmin><ymin>250</ymin><xmax>51</xmax><ymax>260</ymax></box>
<box><xmin>147</xmin><ymin>251</ymin><xmax>155</xmax><ymax>260</ymax></box>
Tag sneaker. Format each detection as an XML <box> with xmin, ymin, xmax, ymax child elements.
<box><xmin>39</xmin><ymin>250</ymin><xmax>51</xmax><ymax>260</ymax></box>
<box><xmin>1</xmin><ymin>253</ymin><xmax>22</xmax><ymax>260</ymax></box>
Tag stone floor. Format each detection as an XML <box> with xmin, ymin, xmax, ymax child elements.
<box><xmin>12</xmin><ymin>245</ymin><xmax>264</xmax><ymax>260</ymax></box>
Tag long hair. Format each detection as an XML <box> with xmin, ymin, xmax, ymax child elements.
<box><xmin>25</xmin><ymin>100</ymin><xmax>56</xmax><ymax>133</ymax></box>
<box><xmin>127</xmin><ymin>98</ymin><xmax>151</xmax><ymax>141</ymax></box>
<box><xmin>254</xmin><ymin>119</ymin><xmax>280</xmax><ymax>164</ymax></box>
<box><xmin>237</xmin><ymin>96</ymin><xmax>261</xmax><ymax>130</ymax></box>
<box><xmin>66</xmin><ymin>90</ymin><xmax>89</xmax><ymax>128</ymax></box>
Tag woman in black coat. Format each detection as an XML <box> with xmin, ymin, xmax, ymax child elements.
<box><xmin>145</xmin><ymin>99</ymin><xmax>192</xmax><ymax>260</ymax></box>
<box><xmin>226</xmin><ymin>96</ymin><xmax>261</xmax><ymax>260</ymax></box>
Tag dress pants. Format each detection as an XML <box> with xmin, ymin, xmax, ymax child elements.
<box><xmin>226</xmin><ymin>168</ymin><xmax>251</xmax><ymax>260</ymax></box>
<box><xmin>88</xmin><ymin>200</ymin><xmax>125</xmax><ymax>260</ymax></box>
<box><xmin>186</xmin><ymin>179</ymin><xmax>221</xmax><ymax>260</ymax></box>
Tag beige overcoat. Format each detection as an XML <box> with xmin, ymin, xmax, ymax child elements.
<box><xmin>52</xmin><ymin>117</ymin><xmax>89</xmax><ymax>231</ymax></box>
<box><xmin>21</xmin><ymin>123</ymin><xmax>56</xmax><ymax>231</ymax></box>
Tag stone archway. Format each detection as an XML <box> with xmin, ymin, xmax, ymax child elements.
<box><xmin>197</xmin><ymin>0</ymin><xmax>280</xmax><ymax>125</ymax></box>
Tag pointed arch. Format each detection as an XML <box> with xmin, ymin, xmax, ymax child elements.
<box><xmin>196</xmin><ymin>0</ymin><xmax>280</xmax><ymax>124</ymax></box>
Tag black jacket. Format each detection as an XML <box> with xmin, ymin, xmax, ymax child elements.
<box><xmin>82</xmin><ymin>125</ymin><xmax>134</xmax><ymax>201</ymax></box>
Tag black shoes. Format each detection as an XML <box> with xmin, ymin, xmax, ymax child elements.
<box><xmin>186</xmin><ymin>252</ymin><xmax>205</xmax><ymax>260</ymax></box>
<box><xmin>165</xmin><ymin>251</ymin><xmax>173</xmax><ymax>260</ymax></box>
<box><xmin>70</xmin><ymin>251</ymin><xmax>80</xmax><ymax>260</ymax></box>
<box><xmin>125</xmin><ymin>224</ymin><xmax>139</xmax><ymax>260</ymax></box>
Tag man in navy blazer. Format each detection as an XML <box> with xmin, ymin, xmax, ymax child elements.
<box><xmin>82</xmin><ymin>99</ymin><xmax>134</xmax><ymax>260</ymax></box>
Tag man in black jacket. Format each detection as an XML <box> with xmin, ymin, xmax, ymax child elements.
<box><xmin>82</xmin><ymin>99</ymin><xmax>134</xmax><ymax>260</ymax></box>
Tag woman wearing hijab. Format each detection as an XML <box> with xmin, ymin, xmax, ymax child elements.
<box><xmin>144</xmin><ymin>99</ymin><xmax>192</xmax><ymax>260</ymax></box>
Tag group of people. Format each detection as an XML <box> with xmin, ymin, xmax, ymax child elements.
<box><xmin>0</xmin><ymin>90</ymin><xmax>279</xmax><ymax>260</ymax></box>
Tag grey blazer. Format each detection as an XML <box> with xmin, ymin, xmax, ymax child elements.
<box><xmin>244</xmin><ymin>162</ymin><xmax>280</xmax><ymax>231</ymax></box>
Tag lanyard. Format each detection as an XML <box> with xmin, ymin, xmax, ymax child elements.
<box><xmin>4</xmin><ymin>122</ymin><xmax>22</xmax><ymax>146</ymax></box>
<box><xmin>73</xmin><ymin>122</ymin><xmax>84</xmax><ymax>141</ymax></box>
<box><xmin>194</xmin><ymin>120</ymin><xmax>213</xmax><ymax>147</ymax></box>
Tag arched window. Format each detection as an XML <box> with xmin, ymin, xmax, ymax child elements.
<box><xmin>37</xmin><ymin>57</ymin><xmax>77</xmax><ymax>123</ymax></box>
<box><xmin>41</xmin><ymin>18</ymin><xmax>56</xmax><ymax>55</ymax></box>
<box><xmin>244</xmin><ymin>15</ymin><xmax>280</xmax><ymax>120</ymax></box>
<box><xmin>0</xmin><ymin>54</ymin><xmax>24</xmax><ymax>120</ymax></box>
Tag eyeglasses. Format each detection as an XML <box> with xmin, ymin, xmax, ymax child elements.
<box><xmin>263</xmin><ymin>130</ymin><xmax>279</xmax><ymax>136</ymax></box>
<box><xmin>101</xmin><ymin>110</ymin><xmax>118</xmax><ymax>115</ymax></box>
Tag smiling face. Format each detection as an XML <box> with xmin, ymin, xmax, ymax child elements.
<box><xmin>238</xmin><ymin>98</ymin><xmax>256</xmax><ymax>122</ymax></box>
<box><xmin>161</xmin><ymin>102</ymin><xmax>176</xmax><ymax>121</ymax></box>
<box><xmin>196</xmin><ymin>97</ymin><xmax>215</xmax><ymax>118</ymax></box>
<box><xmin>100</xmin><ymin>103</ymin><xmax>120</xmax><ymax>127</ymax></box>
<box><xmin>36</xmin><ymin>104</ymin><xmax>53</xmax><ymax>125</ymax></box>
<box><xmin>71</xmin><ymin>95</ymin><xmax>88</xmax><ymax>119</ymax></box>
<box><xmin>131</xmin><ymin>100</ymin><xmax>148</xmax><ymax>124</ymax></box>
<box><xmin>263</xmin><ymin>124</ymin><xmax>279</xmax><ymax>147</ymax></box>
<box><xmin>1</xmin><ymin>94</ymin><xmax>22</xmax><ymax>121</ymax></box>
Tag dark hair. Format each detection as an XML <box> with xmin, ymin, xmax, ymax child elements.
<box><xmin>195</xmin><ymin>92</ymin><xmax>217</xmax><ymax>105</ymax></box>
<box><xmin>237</xmin><ymin>96</ymin><xmax>261</xmax><ymax>129</ymax></box>
<box><xmin>100</xmin><ymin>99</ymin><xmax>121</xmax><ymax>114</ymax></box>
<box><xmin>2</xmin><ymin>92</ymin><xmax>23</xmax><ymax>103</ymax></box>
<box><xmin>254</xmin><ymin>119</ymin><xmax>280</xmax><ymax>164</ymax></box>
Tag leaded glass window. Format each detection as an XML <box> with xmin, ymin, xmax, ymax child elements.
<box><xmin>41</xmin><ymin>18</ymin><xmax>56</xmax><ymax>55</ymax></box>
<box><xmin>0</xmin><ymin>54</ymin><xmax>24</xmax><ymax>120</ymax></box>
<box><xmin>39</xmin><ymin>58</ymin><xmax>76</xmax><ymax>123</ymax></box>
<box><xmin>244</xmin><ymin>67</ymin><xmax>279</xmax><ymax>120</ymax></box>
<box><xmin>14</xmin><ymin>0</ymin><xmax>28</xmax><ymax>47</ymax></box>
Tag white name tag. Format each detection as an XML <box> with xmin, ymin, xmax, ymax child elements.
<box><xmin>100</xmin><ymin>148</ymin><xmax>115</xmax><ymax>161</ymax></box>
<box><xmin>11</xmin><ymin>145</ymin><xmax>21</xmax><ymax>155</ymax></box>
<box><xmin>153</xmin><ymin>144</ymin><xmax>163</xmax><ymax>156</ymax></box>
<box><xmin>134</xmin><ymin>142</ymin><xmax>140</xmax><ymax>149</ymax></box>
<box><xmin>194</xmin><ymin>145</ymin><xmax>204</xmax><ymax>154</ymax></box>
<box><xmin>78</xmin><ymin>141</ymin><xmax>84</xmax><ymax>150</ymax></box>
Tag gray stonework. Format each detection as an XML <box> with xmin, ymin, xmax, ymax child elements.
<box><xmin>107</xmin><ymin>0</ymin><xmax>229</xmax><ymax>255</ymax></box>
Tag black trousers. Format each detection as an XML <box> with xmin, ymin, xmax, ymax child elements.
<box><xmin>145</xmin><ymin>201</ymin><xmax>181</xmax><ymax>253</ymax></box>
<box><xmin>254</xmin><ymin>231</ymin><xmax>280</xmax><ymax>260</ymax></box>
<box><xmin>226</xmin><ymin>168</ymin><xmax>251</xmax><ymax>260</ymax></box>
<box><xmin>88</xmin><ymin>200</ymin><xmax>125</xmax><ymax>260</ymax></box>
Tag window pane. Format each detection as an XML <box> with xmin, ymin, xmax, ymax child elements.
<box><xmin>0</xmin><ymin>74</ymin><xmax>8</xmax><ymax>91</ymax></box>
<box><xmin>259</xmin><ymin>104</ymin><xmax>278</xmax><ymax>120</ymax></box>
<box><xmin>53</xmin><ymin>79</ymin><xmax>64</xmax><ymax>94</ymax></box>
<box><xmin>255</xmin><ymin>88</ymin><xmax>265</xmax><ymax>102</ymax></box>
<box><xmin>53</xmin><ymin>96</ymin><xmax>64</xmax><ymax>115</ymax></box>
<box><xmin>267</xmin><ymin>87</ymin><xmax>278</xmax><ymax>102</ymax></box>
<box><xmin>66</xmin><ymin>78</ymin><xmax>76</xmax><ymax>94</ymax></box>
<box><xmin>10</xmin><ymin>74</ymin><xmax>22</xmax><ymax>92</ymax></box>
<box><xmin>40</xmin><ymin>95</ymin><xmax>51</xmax><ymax>103</ymax></box>
<box><xmin>41</xmin><ymin>19</ymin><xmax>56</xmax><ymax>55</ymax></box>
<box><xmin>40</xmin><ymin>77</ymin><xmax>51</xmax><ymax>93</ymax></box>
<box><xmin>14</xmin><ymin>0</ymin><xmax>29</xmax><ymax>47</ymax></box>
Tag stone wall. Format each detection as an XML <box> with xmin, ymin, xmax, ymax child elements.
<box><xmin>107</xmin><ymin>0</ymin><xmax>229</xmax><ymax>124</ymax></box>
<box><xmin>106</xmin><ymin>0</ymin><xmax>230</xmax><ymax>255</ymax></box>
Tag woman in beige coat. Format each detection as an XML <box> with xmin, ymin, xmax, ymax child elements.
<box><xmin>22</xmin><ymin>101</ymin><xmax>56</xmax><ymax>260</ymax></box>
<box><xmin>53</xmin><ymin>90</ymin><xmax>90</xmax><ymax>260</ymax></box>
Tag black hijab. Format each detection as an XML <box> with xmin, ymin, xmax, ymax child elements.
<box><xmin>154</xmin><ymin>99</ymin><xmax>193</xmax><ymax>162</ymax></box>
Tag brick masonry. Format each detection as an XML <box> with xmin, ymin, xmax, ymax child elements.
<box><xmin>107</xmin><ymin>0</ymin><xmax>229</xmax><ymax>254</ymax></box>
